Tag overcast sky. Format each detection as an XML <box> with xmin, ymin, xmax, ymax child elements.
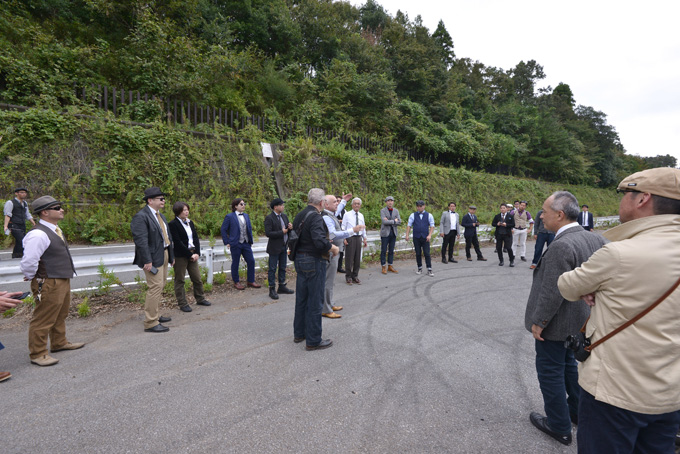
<box><xmin>348</xmin><ymin>0</ymin><xmax>680</xmax><ymax>162</ymax></box>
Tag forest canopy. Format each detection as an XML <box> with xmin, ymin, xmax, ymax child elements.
<box><xmin>0</xmin><ymin>0</ymin><xmax>674</xmax><ymax>185</ymax></box>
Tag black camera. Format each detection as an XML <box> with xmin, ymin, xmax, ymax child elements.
<box><xmin>564</xmin><ymin>332</ymin><xmax>591</xmax><ymax>362</ymax></box>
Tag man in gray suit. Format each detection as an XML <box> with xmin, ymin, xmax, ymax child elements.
<box><xmin>439</xmin><ymin>202</ymin><xmax>460</xmax><ymax>263</ymax></box>
<box><xmin>131</xmin><ymin>187</ymin><xmax>175</xmax><ymax>333</ymax></box>
<box><xmin>379</xmin><ymin>196</ymin><xmax>401</xmax><ymax>274</ymax></box>
<box><xmin>524</xmin><ymin>191</ymin><xmax>607</xmax><ymax>446</ymax></box>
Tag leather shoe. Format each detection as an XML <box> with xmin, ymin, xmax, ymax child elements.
<box><xmin>442</xmin><ymin>258</ymin><xmax>448</xmax><ymax>264</ymax></box>
<box><xmin>467</xmin><ymin>257</ymin><xmax>473</xmax><ymax>261</ymax></box>
<box><xmin>509</xmin><ymin>261</ymin><xmax>515</xmax><ymax>267</ymax></box>
<box><xmin>51</xmin><ymin>342</ymin><xmax>85</xmax><ymax>352</ymax></box>
<box><xmin>529</xmin><ymin>265</ymin><xmax>536</xmax><ymax>270</ymax></box>
<box><xmin>521</xmin><ymin>256</ymin><xmax>527</xmax><ymax>262</ymax></box>
<box><xmin>346</xmin><ymin>278</ymin><xmax>352</xmax><ymax>285</ymax></box>
<box><xmin>306</xmin><ymin>339</ymin><xmax>333</xmax><ymax>351</ymax></box>
<box><xmin>31</xmin><ymin>354</ymin><xmax>59</xmax><ymax>366</ymax></box>
<box><xmin>332</xmin><ymin>306</ymin><xmax>343</xmax><ymax>311</ymax></box>
<box><xmin>180</xmin><ymin>304</ymin><xmax>192</xmax><ymax>312</ymax></box>
<box><xmin>145</xmin><ymin>324</ymin><xmax>169</xmax><ymax>333</ymax></box>
<box><xmin>293</xmin><ymin>337</ymin><xmax>305</xmax><ymax>343</ymax></box>
<box><xmin>478</xmin><ymin>257</ymin><xmax>487</xmax><ymax>261</ymax></box>
<box><xmin>449</xmin><ymin>258</ymin><xmax>458</xmax><ymax>263</ymax></box>
<box><xmin>382</xmin><ymin>265</ymin><xmax>387</xmax><ymax>274</ymax></box>
<box><xmin>387</xmin><ymin>265</ymin><xmax>398</xmax><ymax>273</ymax></box>
<box><xmin>337</xmin><ymin>268</ymin><xmax>346</xmax><ymax>274</ymax></box>
<box><xmin>352</xmin><ymin>278</ymin><xmax>361</xmax><ymax>284</ymax></box>
<box><xmin>247</xmin><ymin>282</ymin><xmax>261</xmax><ymax>288</ymax></box>
<box><xmin>499</xmin><ymin>261</ymin><xmax>504</xmax><ymax>266</ymax></box>
<box><xmin>159</xmin><ymin>316</ymin><xmax>172</xmax><ymax>323</ymax></box>
<box><xmin>322</xmin><ymin>312</ymin><xmax>341</xmax><ymax>319</ymax></box>
<box><xmin>196</xmin><ymin>300</ymin><xmax>211</xmax><ymax>306</ymax></box>
<box><xmin>0</xmin><ymin>371</ymin><xmax>11</xmax><ymax>382</ymax></box>
<box><xmin>234</xmin><ymin>282</ymin><xmax>245</xmax><ymax>290</ymax></box>
<box><xmin>269</xmin><ymin>288</ymin><xmax>279</xmax><ymax>300</ymax></box>
<box><xmin>529</xmin><ymin>412</ymin><xmax>572</xmax><ymax>445</ymax></box>
<box><xmin>277</xmin><ymin>285</ymin><xmax>294</xmax><ymax>294</ymax></box>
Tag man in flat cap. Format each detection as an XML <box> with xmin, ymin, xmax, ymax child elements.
<box><xmin>131</xmin><ymin>187</ymin><xmax>175</xmax><ymax>333</ymax></box>
<box><xmin>4</xmin><ymin>187</ymin><xmax>35</xmax><ymax>258</ymax></box>
<box><xmin>558</xmin><ymin>167</ymin><xmax>680</xmax><ymax>453</ymax></box>
<box><xmin>460</xmin><ymin>205</ymin><xmax>486</xmax><ymax>261</ymax></box>
<box><xmin>379</xmin><ymin>196</ymin><xmax>401</xmax><ymax>274</ymax></box>
<box><xmin>20</xmin><ymin>196</ymin><xmax>83</xmax><ymax>366</ymax></box>
<box><xmin>264</xmin><ymin>198</ymin><xmax>294</xmax><ymax>300</ymax></box>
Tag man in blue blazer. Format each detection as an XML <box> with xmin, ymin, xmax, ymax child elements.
<box><xmin>221</xmin><ymin>198</ymin><xmax>261</xmax><ymax>290</ymax></box>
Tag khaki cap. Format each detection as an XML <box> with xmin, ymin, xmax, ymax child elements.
<box><xmin>617</xmin><ymin>167</ymin><xmax>680</xmax><ymax>200</ymax></box>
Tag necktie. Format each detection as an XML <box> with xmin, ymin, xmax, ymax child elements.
<box><xmin>55</xmin><ymin>226</ymin><xmax>66</xmax><ymax>243</ymax></box>
<box><xmin>355</xmin><ymin>212</ymin><xmax>359</xmax><ymax>235</ymax></box>
<box><xmin>156</xmin><ymin>212</ymin><xmax>170</xmax><ymax>246</ymax></box>
<box><xmin>278</xmin><ymin>214</ymin><xmax>287</xmax><ymax>243</ymax></box>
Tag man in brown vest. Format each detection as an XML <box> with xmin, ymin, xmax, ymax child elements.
<box><xmin>20</xmin><ymin>196</ymin><xmax>83</xmax><ymax>366</ymax></box>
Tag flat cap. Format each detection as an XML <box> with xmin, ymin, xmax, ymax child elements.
<box><xmin>617</xmin><ymin>167</ymin><xmax>680</xmax><ymax>200</ymax></box>
<box><xmin>469</xmin><ymin>205</ymin><xmax>477</xmax><ymax>209</ymax></box>
<box><xmin>385</xmin><ymin>196</ymin><xmax>394</xmax><ymax>202</ymax></box>
<box><xmin>14</xmin><ymin>187</ymin><xmax>28</xmax><ymax>193</ymax></box>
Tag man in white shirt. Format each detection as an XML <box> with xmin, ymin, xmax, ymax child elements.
<box><xmin>341</xmin><ymin>197</ymin><xmax>367</xmax><ymax>285</ymax></box>
<box><xmin>439</xmin><ymin>202</ymin><xmax>460</xmax><ymax>264</ymax></box>
<box><xmin>405</xmin><ymin>201</ymin><xmax>436</xmax><ymax>277</ymax></box>
<box><xmin>21</xmin><ymin>196</ymin><xmax>83</xmax><ymax>366</ymax></box>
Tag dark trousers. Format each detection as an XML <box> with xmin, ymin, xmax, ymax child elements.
<box><xmin>173</xmin><ymin>256</ymin><xmax>205</xmax><ymax>306</ymax></box>
<box><xmin>578</xmin><ymin>389</ymin><xmax>680</xmax><ymax>454</ymax></box>
<box><xmin>345</xmin><ymin>235</ymin><xmax>363</xmax><ymax>280</ymax></box>
<box><xmin>464</xmin><ymin>234</ymin><xmax>483</xmax><ymax>259</ymax></box>
<box><xmin>535</xmin><ymin>339</ymin><xmax>579</xmax><ymax>434</ymax></box>
<box><xmin>413</xmin><ymin>236</ymin><xmax>431</xmax><ymax>269</ymax></box>
<box><xmin>10</xmin><ymin>227</ymin><xmax>26</xmax><ymax>258</ymax></box>
<box><xmin>441</xmin><ymin>230</ymin><xmax>457</xmax><ymax>259</ymax></box>
<box><xmin>531</xmin><ymin>232</ymin><xmax>555</xmax><ymax>265</ymax></box>
<box><xmin>293</xmin><ymin>253</ymin><xmax>325</xmax><ymax>347</ymax></box>
<box><xmin>230</xmin><ymin>242</ymin><xmax>255</xmax><ymax>283</ymax></box>
<box><xmin>268</xmin><ymin>250</ymin><xmax>288</xmax><ymax>288</ymax></box>
<box><xmin>380</xmin><ymin>232</ymin><xmax>396</xmax><ymax>266</ymax></box>
<box><xmin>496</xmin><ymin>234</ymin><xmax>514</xmax><ymax>262</ymax></box>
<box><xmin>337</xmin><ymin>251</ymin><xmax>344</xmax><ymax>271</ymax></box>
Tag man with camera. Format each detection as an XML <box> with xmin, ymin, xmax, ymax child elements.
<box><xmin>524</xmin><ymin>191</ymin><xmax>607</xmax><ymax>445</ymax></box>
<box><xmin>558</xmin><ymin>167</ymin><xmax>680</xmax><ymax>453</ymax></box>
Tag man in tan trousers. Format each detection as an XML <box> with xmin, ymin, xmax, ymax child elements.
<box><xmin>131</xmin><ymin>187</ymin><xmax>175</xmax><ymax>332</ymax></box>
<box><xmin>20</xmin><ymin>196</ymin><xmax>84</xmax><ymax>366</ymax></box>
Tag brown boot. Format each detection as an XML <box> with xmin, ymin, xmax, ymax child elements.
<box><xmin>387</xmin><ymin>265</ymin><xmax>398</xmax><ymax>274</ymax></box>
<box><xmin>382</xmin><ymin>265</ymin><xmax>387</xmax><ymax>274</ymax></box>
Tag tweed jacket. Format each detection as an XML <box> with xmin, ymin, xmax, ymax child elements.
<box><xmin>439</xmin><ymin>210</ymin><xmax>460</xmax><ymax>235</ymax></box>
<box><xmin>558</xmin><ymin>215</ymin><xmax>680</xmax><ymax>414</ymax></box>
<box><xmin>379</xmin><ymin>206</ymin><xmax>401</xmax><ymax>237</ymax></box>
<box><xmin>524</xmin><ymin>225</ymin><xmax>607</xmax><ymax>341</ymax></box>
<box><xmin>131</xmin><ymin>206</ymin><xmax>175</xmax><ymax>268</ymax></box>
<box><xmin>264</xmin><ymin>211</ymin><xmax>290</xmax><ymax>255</ymax></box>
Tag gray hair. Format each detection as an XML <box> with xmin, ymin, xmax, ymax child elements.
<box><xmin>307</xmin><ymin>188</ymin><xmax>326</xmax><ymax>205</ymax></box>
<box><xmin>352</xmin><ymin>197</ymin><xmax>362</xmax><ymax>205</ymax></box>
<box><xmin>550</xmin><ymin>191</ymin><xmax>580</xmax><ymax>221</ymax></box>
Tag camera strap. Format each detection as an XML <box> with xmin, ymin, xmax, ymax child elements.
<box><xmin>582</xmin><ymin>274</ymin><xmax>680</xmax><ymax>352</ymax></box>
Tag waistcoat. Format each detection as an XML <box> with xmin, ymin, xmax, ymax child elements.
<box><xmin>34</xmin><ymin>223</ymin><xmax>76</xmax><ymax>279</ymax></box>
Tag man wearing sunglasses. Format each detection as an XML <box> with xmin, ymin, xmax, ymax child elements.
<box><xmin>221</xmin><ymin>198</ymin><xmax>261</xmax><ymax>290</ymax></box>
<box><xmin>131</xmin><ymin>187</ymin><xmax>175</xmax><ymax>333</ymax></box>
<box><xmin>20</xmin><ymin>196</ymin><xmax>84</xmax><ymax>366</ymax></box>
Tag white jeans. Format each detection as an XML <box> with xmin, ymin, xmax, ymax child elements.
<box><xmin>512</xmin><ymin>229</ymin><xmax>528</xmax><ymax>258</ymax></box>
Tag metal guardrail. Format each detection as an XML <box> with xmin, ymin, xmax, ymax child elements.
<box><xmin>0</xmin><ymin>217</ymin><xmax>618</xmax><ymax>292</ymax></box>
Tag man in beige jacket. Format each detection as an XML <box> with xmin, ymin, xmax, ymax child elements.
<box><xmin>558</xmin><ymin>167</ymin><xmax>680</xmax><ymax>453</ymax></box>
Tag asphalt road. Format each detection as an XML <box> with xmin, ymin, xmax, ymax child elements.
<box><xmin>1</xmin><ymin>246</ymin><xmax>580</xmax><ymax>454</ymax></box>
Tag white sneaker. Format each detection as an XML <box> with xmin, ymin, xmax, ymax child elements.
<box><xmin>427</xmin><ymin>270</ymin><xmax>434</xmax><ymax>277</ymax></box>
<box><xmin>416</xmin><ymin>268</ymin><xmax>422</xmax><ymax>275</ymax></box>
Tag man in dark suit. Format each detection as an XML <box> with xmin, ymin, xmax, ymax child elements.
<box><xmin>577</xmin><ymin>204</ymin><xmax>594</xmax><ymax>231</ymax></box>
<box><xmin>460</xmin><ymin>205</ymin><xmax>486</xmax><ymax>261</ymax></box>
<box><xmin>131</xmin><ymin>187</ymin><xmax>175</xmax><ymax>333</ymax></box>
<box><xmin>168</xmin><ymin>201</ymin><xmax>211</xmax><ymax>312</ymax></box>
<box><xmin>524</xmin><ymin>191</ymin><xmax>607</xmax><ymax>446</ymax></box>
<box><xmin>264</xmin><ymin>198</ymin><xmax>294</xmax><ymax>300</ymax></box>
<box><xmin>491</xmin><ymin>203</ymin><xmax>515</xmax><ymax>266</ymax></box>
<box><xmin>221</xmin><ymin>198</ymin><xmax>261</xmax><ymax>290</ymax></box>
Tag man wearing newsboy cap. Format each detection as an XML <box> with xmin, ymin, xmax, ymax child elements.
<box><xmin>20</xmin><ymin>196</ymin><xmax>84</xmax><ymax>366</ymax></box>
<box><xmin>558</xmin><ymin>167</ymin><xmax>680</xmax><ymax>453</ymax></box>
<box><xmin>131</xmin><ymin>187</ymin><xmax>175</xmax><ymax>333</ymax></box>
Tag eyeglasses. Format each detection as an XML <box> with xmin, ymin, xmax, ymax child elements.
<box><xmin>238</xmin><ymin>202</ymin><xmax>246</xmax><ymax>206</ymax></box>
<box><xmin>157</xmin><ymin>197</ymin><xmax>166</xmax><ymax>201</ymax></box>
<box><xmin>616</xmin><ymin>188</ymin><xmax>641</xmax><ymax>194</ymax></box>
<box><xmin>47</xmin><ymin>206</ymin><xmax>63</xmax><ymax>211</ymax></box>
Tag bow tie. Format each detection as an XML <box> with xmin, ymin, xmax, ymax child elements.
<box><xmin>238</xmin><ymin>213</ymin><xmax>244</xmax><ymax>216</ymax></box>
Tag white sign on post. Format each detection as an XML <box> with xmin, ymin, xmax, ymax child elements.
<box><xmin>260</xmin><ymin>142</ymin><xmax>273</xmax><ymax>158</ymax></box>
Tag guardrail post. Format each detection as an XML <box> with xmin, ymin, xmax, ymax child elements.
<box><xmin>204</xmin><ymin>248</ymin><xmax>214</xmax><ymax>285</ymax></box>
